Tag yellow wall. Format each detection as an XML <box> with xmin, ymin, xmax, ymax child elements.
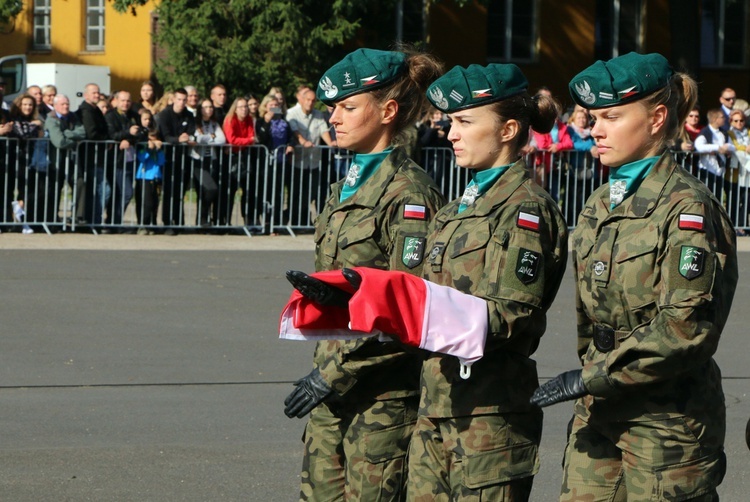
<box><xmin>0</xmin><ymin>0</ymin><xmax>156</xmax><ymax>98</ymax></box>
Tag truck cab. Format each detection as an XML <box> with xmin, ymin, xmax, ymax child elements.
<box><xmin>0</xmin><ymin>55</ymin><xmax>27</xmax><ymax>105</ymax></box>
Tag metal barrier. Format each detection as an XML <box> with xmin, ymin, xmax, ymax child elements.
<box><xmin>0</xmin><ymin>137</ymin><xmax>747</xmax><ymax>235</ymax></box>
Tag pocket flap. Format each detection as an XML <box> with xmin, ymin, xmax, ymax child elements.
<box><xmin>339</xmin><ymin>217</ymin><xmax>377</xmax><ymax>249</ymax></box>
<box><xmin>364</xmin><ymin>421</ymin><xmax>414</xmax><ymax>463</ymax></box>
<box><xmin>463</xmin><ymin>441</ymin><xmax>539</xmax><ymax>489</ymax></box>
<box><xmin>449</xmin><ymin>221</ymin><xmax>491</xmax><ymax>259</ymax></box>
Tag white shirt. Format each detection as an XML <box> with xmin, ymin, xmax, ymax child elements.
<box><xmin>286</xmin><ymin>106</ymin><xmax>328</xmax><ymax>145</ymax></box>
<box><xmin>695</xmin><ymin>125</ymin><xmax>735</xmax><ymax>176</ymax></box>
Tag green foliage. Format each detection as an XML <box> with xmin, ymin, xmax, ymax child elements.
<box><xmin>110</xmin><ymin>0</ymin><xmax>150</xmax><ymax>15</ymax></box>
<box><xmin>0</xmin><ymin>0</ymin><xmax>22</xmax><ymax>25</ymax></box>
<box><xmin>150</xmin><ymin>0</ymin><xmax>369</xmax><ymax>100</ymax></box>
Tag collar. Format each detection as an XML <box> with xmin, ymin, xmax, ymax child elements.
<box><xmin>330</xmin><ymin>147</ymin><xmax>408</xmax><ymax>209</ymax></box>
<box><xmin>597</xmin><ymin>152</ymin><xmax>674</xmax><ymax>219</ymax></box>
<box><xmin>458</xmin><ymin>164</ymin><xmax>511</xmax><ymax>213</ymax></box>
<box><xmin>449</xmin><ymin>159</ymin><xmax>529</xmax><ymax>219</ymax></box>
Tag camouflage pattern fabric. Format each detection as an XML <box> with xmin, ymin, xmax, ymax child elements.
<box><xmin>300</xmin><ymin>146</ymin><xmax>446</xmax><ymax>501</ymax></box>
<box><xmin>408</xmin><ymin>159</ymin><xmax>568</xmax><ymax>499</ymax></box>
<box><xmin>563</xmin><ymin>153</ymin><xmax>737</xmax><ymax>500</ymax></box>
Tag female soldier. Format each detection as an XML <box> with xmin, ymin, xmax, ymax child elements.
<box><xmin>531</xmin><ymin>52</ymin><xmax>738</xmax><ymax>501</ymax></box>
<box><xmin>285</xmin><ymin>63</ymin><xmax>569</xmax><ymax>500</ymax></box>
<box><xmin>282</xmin><ymin>48</ymin><xmax>446</xmax><ymax>501</ymax></box>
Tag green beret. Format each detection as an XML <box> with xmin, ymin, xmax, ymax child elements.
<box><xmin>316</xmin><ymin>48</ymin><xmax>407</xmax><ymax>105</ymax></box>
<box><xmin>426</xmin><ymin>63</ymin><xmax>528</xmax><ymax>113</ymax></box>
<box><xmin>569</xmin><ymin>52</ymin><xmax>673</xmax><ymax>109</ymax></box>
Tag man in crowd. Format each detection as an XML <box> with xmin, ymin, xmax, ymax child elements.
<box><xmin>78</xmin><ymin>83</ymin><xmax>112</xmax><ymax>228</ymax></box>
<box><xmin>719</xmin><ymin>87</ymin><xmax>737</xmax><ymax>132</ymax></box>
<box><xmin>105</xmin><ymin>90</ymin><xmax>142</xmax><ymax>229</ymax></box>
<box><xmin>27</xmin><ymin>85</ymin><xmax>43</xmax><ymax>107</ymax></box>
<box><xmin>40</xmin><ymin>85</ymin><xmax>56</xmax><ymax>119</ymax></box>
<box><xmin>286</xmin><ymin>86</ymin><xmax>336</xmax><ymax>223</ymax></box>
<box><xmin>210</xmin><ymin>85</ymin><xmax>228</xmax><ymax>124</ymax></box>
<box><xmin>156</xmin><ymin>87</ymin><xmax>196</xmax><ymax>234</ymax></box>
<box><xmin>695</xmin><ymin>108</ymin><xmax>734</xmax><ymax>202</ymax></box>
<box><xmin>185</xmin><ymin>86</ymin><xmax>200</xmax><ymax>117</ymax></box>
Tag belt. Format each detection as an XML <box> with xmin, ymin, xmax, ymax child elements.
<box><xmin>593</xmin><ymin>325</ymin><xmax>630</xmax><ymax>353</ymax></box>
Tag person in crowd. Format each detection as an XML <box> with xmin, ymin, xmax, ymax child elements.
<box><xmin>44</xmin><ymin>94</ymin><xmax>85</xmax><ymax>227</ymax></box>
<box><xmin>267</xmin><ymin>86</ymin><xmax>288</xmax><ymax>115</ymax></box>
<box><xmin>531</xmin><ymin>52</ymin><xmax>737</xmax><ymax>502</ymax></box>
<box><xmin>565</xmin><ymin>106</ymin><xmax>599</xmax><ymax>224</ymax></box>
<box><xmin>255</xmin><ymin>94</ymin><xmax>296</xmax><ymax>232</ymax></box>
<box><xmin>0</xmin><ymin>97</ymin><xmax>16</xmax><ymax>228</ymax></box>
<box><xmin>286</xmin><ymin>86</ymin><xmax>337</xmax><ymax>224</ymax></box>
<box><xmin>417</xmin><ymin>106</ymin><xmax>452</xmax><ymax>191</ymax></box>
<box><xmin>185</xmin><ymin>86</ymin><xmax>200</xmax><ymax>117</ymax></box>
<box><xmin>191</xmin><ymin>98</ymin><xmax>225</xmax><ymax>227</ymax></box>
<box><xmin>695</xmin><ymin>108</ymin><xmax>734</xmax><ymax>203</ymax></box>
<box><xmin>78</xmin><ymin>83</ymin><xmax>112</xmax><ymax>228</ymax></box>
<box><xmin>106</xmin><ymin>90</ymin><xmax>145</xmax><ymax>230</ymax></box>
<box><xmin>0</xmin><ymin>76</ymin><xmax>8</xmax><ymax>111</ymax></box>
<box><xmin>152</xmin><ymin>92</ymin><xmax>174</xmax><ymax>114</ymax></box>
<box><xmin>282</xmin><ymin>47</ymin><xmax>446</xmax><ymax>501</ymax></box>
<box><xmin>223</xmin><ymin>96</ymin><xmax>255</xmax><ymax>227</ymax></box>
<box><xmin>526</xmin><ymin>92</ymin><xmax>572</xmax><ymax>202</ymax></box>
<box><xmin>719</xmin><ymin>87</ymin><xmax>736</xmax><ymax>132</ymax></box>
<box><xmin>156</xmin><ymin>88</ymin><xmax>196</xmax><ymax>234</ymax></box>
<box><xmin>727</xmin><ymin>109</ymin><xmax>750</xmax><ymax>232</ymax></box>
<box><xmin>9</xmin><ymin>94</ymin><xmax>45</xmax><ymax>232</ymax></box>
<box><xmin>39</xmin><ymin>85</ymin><xmax>56</xmax><ymax>119</ymax></box>
<box><xmin>672</xmin><ymin>105</ymin><xmax>702</xmax><ymax>176</ymax></box>
<box><xmin>26</xmin><ymin>85</ymin><xmax>43</xmax><ymax>108</ymax></box>
<box><xmin>134</xmin><ymin>108</ymin><xmax>163</xmax><ymax>235</ymax></box>
<box><xmin>210</xmin><ymin>85</ymin><xmax>228</xmax><ymax>124</ymax></box>
<box><xmin>133</xmin><ymin>80</ymin><xmax>158</xmax><ymax>114</ymax></box>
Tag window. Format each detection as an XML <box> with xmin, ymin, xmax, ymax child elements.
<box><xmin>595</xmin><ymin>0</ymin><xmax>643</xmax><ymax>60</ymax></box>
<box><xmin>701</xmin><ymin>0</ymin><xmax>747</xmax><ymax>67</ymax></box>
<box><xmin>32</xmin><ymin>0</ymin><xmax>51</xmax><ymax>51</ymax></box>
<box><xmin>86</xmin><ymin>0</ymin><xmax>105</xmax><ymax>51</ymax></box>
<box><xmin>487</xmin><ymin>0</ymin><xmax>538</xmax><ymax>63</ymax></box>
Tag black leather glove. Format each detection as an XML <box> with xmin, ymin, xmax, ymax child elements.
<box><xmin>341</xmin><ymin>268</ymin><xmax>362</xmax><ymax>289</ymax></box>
<box><xmin>746</xmin><ymin>416</ymin><xmax>750</xmax><ymax>451</ymax></box>
<box><xmin>284</xmin><ymin>368</ymin><xmax>333</xmax><ymax>418</ymax></box>
<box><xmin>530</xmin><ymin>369</ymin><xmax>587</xmax><ymax>408</ymax></box>
<box><xmin>286</xmin><ymin>270</ymin><xmax>352</xmax><ymax>308</ymax></box>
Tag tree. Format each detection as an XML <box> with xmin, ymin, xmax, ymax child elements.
<box><xmin>0</xmin><ymin>0</ymin><xmax>21</xmax><ymax>25</ymax></box>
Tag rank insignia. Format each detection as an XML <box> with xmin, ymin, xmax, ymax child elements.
<box><xmin>516</xmin><ymin>248</ymin><xmax>541</xmax><ymax>284</ymax></box>
<box><xmin>402</xmin><ymin>236</ymin><xmax>426</xmax><ymax>268</ymax></box>
<box><xmin>679</xmin><ymin>245</ymin><xmax>705</xmax><ymax>280</ymax></box>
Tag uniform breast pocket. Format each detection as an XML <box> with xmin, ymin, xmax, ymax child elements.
<box><xmin>339</xmin><ymin>216</ymin><xmax>378</xmax><ymax>250</ymax></box>
<box><xmin>613</xmin><ymin>229</ymin><xmax>659</xmax><ymax>309</ymax></box>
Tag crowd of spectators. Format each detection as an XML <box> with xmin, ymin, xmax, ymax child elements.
<box><xmin>1</xmin><ymin>76</ymin><xmax>749</xmax><ymax>234</ymax></box>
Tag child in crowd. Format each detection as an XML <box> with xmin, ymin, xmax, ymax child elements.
<box><xmin>134</xmin><ymin>108</ymin><xmax>164</xmax><ymax>234</ymax></box>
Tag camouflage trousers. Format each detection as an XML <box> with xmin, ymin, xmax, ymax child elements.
<box><xmin>300</xmin><ymin>395</ymin><xmax>418</xmax><ymax>501</ymax></box>
<box><xmin>561</xmin><ymin>413</ymin><xmax>726</xmax><ymax>501</ymax></box>
<box><xmin>406</xmin><ymin>411</ymin><xmax>542</xmax><ymax>501</ymax></box>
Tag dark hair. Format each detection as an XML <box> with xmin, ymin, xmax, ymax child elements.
<box><xmin>9</xmin><ymin>93</ymin><xmax>39</xmax><ymax>120</ymax></box>
<box><xmin>368</xmin><ymin>45</ymin><xmax>444</xmax><ymax>146</ymax></box>
<box><xmin>489</xmin><ymin>92</ymin><xmax>559</xmax><ymax>152</ymax></box>
<box><xmin>641</xmin><ymin>72</ymin><xmax>698</xmax><ymax>147</ymax></box>
<box><xmin>174</xmin><ymin>88</ymin><xmax>188</xmax><ymax>97</ymax></box>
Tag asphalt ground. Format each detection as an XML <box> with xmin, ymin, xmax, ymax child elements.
<box><xmin>1</xmin><ymin>233</ymin><xmax>749</xmax><ymax>501</ymax></box>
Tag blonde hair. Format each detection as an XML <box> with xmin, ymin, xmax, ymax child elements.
<box><xmin>640</xmin><ymin>72</ymin><xmax>699</xmax><ymax>148</ymax></box>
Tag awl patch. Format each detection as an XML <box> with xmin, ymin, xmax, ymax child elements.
<box><xmin>402</xmin><ymin>236</ymin><xmax>426</xmax><ymax>268</ymax></box>
<box><xmin>516</xmin><ymin>248</ymin><xmax>541</xmax><ymax>284</ymax></box>
<box><xmin>679</xmin><ymin>245</ymin><xmax>705</xmax><ymax>279</ymax></box>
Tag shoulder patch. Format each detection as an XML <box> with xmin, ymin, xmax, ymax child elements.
<box><xmin>516</xmin><ymin>248</ymin><xmax>541</xmax><ymax>284</ymax></box>
<box><xmin>402</xmin><ymin>236</ymin><xmax>426</xmax><ymax>268</ymax></box>
<box><xmin>517</xmin><ymin>211</ymin><xmax>540</xmax><ymax>232</ymax></box>
<box><xmin>679</xmin><ymin>213</ymin><xmax>704</xmax><ymax>231</ymax></box>
<box><xmin>679</xmin><ymin>245</ymin><xmax>705</xmax><ymax>279</ymax></box>
<box><xmin>404</xmin><ymin>204</ymin><xmax>427</xmax><ymax>220</ymax></box>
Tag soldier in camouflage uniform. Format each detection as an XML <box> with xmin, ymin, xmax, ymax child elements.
<box><xmin>531</xmin><ymin>53</ymin><xmax>738</xmax><ymax>501</ymax></box>
<box><xmin>400</xmin><ymin>64</ymin><xmax>569</xmax><ymax>501</ymax></box>
<box><xmin>282</xmin><ymin>48</ymin><xmax>446</xmax><ymax>501</ymax></box>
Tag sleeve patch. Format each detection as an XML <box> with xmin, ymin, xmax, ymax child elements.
<box><xmin>678</xmin><ymin>213</ymin><xmax>704</xmax><ymax>231</ymax></box>
<box><xmin>516</xmin><ymin>248</ymin><xmax>541</xmax><ymax>284</ymax></box>
<box><xmin>517</xmin><ymin>211</ymin><xmax>540</xmax><ymax>232</ymax></box>
<box><xmin>403</xmin><ymin>204</ymin><xmax>427</xmax><ymax>220</ymax></box>
<box><xmin>679</xmin><ymin>246</ymin><xmax>705</xmax><ymax>279</ymax></box>
<box><xmin>402</xmin><ymin>236</ymin><xmax>426</xmax><ymax>269</ymax></box>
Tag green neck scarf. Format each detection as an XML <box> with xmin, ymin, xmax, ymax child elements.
<box><xmin>609</xmin><ymin>156</ymin><xmax>659</xmax><ymax>209</ymax></box>
<box><xmin>339</xmin><ymin>149</ymin><xmax>393</xmax><ymax>202</ymax></box>
<box><xmin>458</xmin><ymin>165</ymin><xmax>511</xmax><ymax>213</ymax></box>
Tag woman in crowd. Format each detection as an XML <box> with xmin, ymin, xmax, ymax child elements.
<box><xmin>191</xmin><ymin>98</ymin><xmax>225</xmax><ymax>227</ymax></box>
<box><xmin>674</xmin><ymin>105</ymin><xmax>702</xmax><ymax>177</ymax></box>
<box><xmin>135</xmin><ymin>80</ymin><xmax>158</xmax><ymax>114</ymax></box>
<box><xmin>223</xmin><ymin>96</ymin><xmax>255</xmax><ymax>226</ymax></box>
<box><xmin>152</xmin><ymin>92</ymin><xmax>174</xmax><ymax>115</ymax></box>
<box><xmin>255</xmin><ymin>94</ymin><xmax>296</xmax><ymax>232</ymax></box>
<box><xmin>531</xmin><ymin>52</ymin><xmax>737</xmax><ymax>501</ymax></box>
<box><xmin>565</xmin><ymin>105</ymin><xmax>599</xmax><ymax>224</ymax></box>
<box><xmin>417</xmin><ymin>106</ymin><xmax>452</xmax><ymax>191</ymax></box>
<box><xmin>727</xmin><ymin>109</ymin><xmax>750</xmax><ymax>230</ymax></box>
<box><xmin>134</xmin><ymin>108</ymin><xmax>164</xmax><ymax>234</ymax></box>
<box><xmin>9</xmin><ymin>94</ymin><xmax>45</xmax><ymax>232</ymax></box>
<box><xmin>526</xmin><ymin>92</ymin><xmax>572</xmax><ymax>202</ymax></box>
<box><xmin>283</xmin><ymin>47</ymin><xmax>446</xmax><ymax>501</ymax></box>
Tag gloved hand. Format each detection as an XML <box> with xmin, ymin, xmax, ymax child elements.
<box><xmin>530</xmin><ymin>369</ymin><xmax>587</xmax><ymax>407</ymax></box>
<box><xmin>284</xmin><ymin>368</ymin><xmax>333</xmax><ymax>418</ymax></box>
<box><xmin>746</xmin><ymin>416</ymin><xmax>750</xmax><ymax>451</ymax></box>
<box><xmin>286</xmin><ymin>270</ymin><xmax>355</xmax><ymax>308</ymax></box>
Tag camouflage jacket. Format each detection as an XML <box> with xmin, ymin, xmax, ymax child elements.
<box><xmin>572</xmin><ymin>153</ymin><xmax>738</xmax><ymax>421</ymax></box>
<box><xmin>420</xmin><ymin>159</ymin><xmax>568</xmax><ymax>417</ymax></box>
<box><xmin>313</xmin><ymin>146</ymin><xmax>447</xmax><ymax>400</ymax></box>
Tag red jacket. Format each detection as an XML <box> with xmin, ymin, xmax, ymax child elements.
<box><xmin>531</xmin><ymin>120</ymin><xmax>573</xmax><ymax>172</ymax></box>
<box><xmin>223</xmin><ymin>116</ymin><xmax>255</xmax><ymax>151</ymax></box>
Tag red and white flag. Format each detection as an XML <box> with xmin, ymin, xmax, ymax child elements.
<box><xmin>678</xmin><ymin>213</ymin><xmax>704</xmax><ymax>231</ymax></box>
<box><xmin>403</xmin><ymin>204</ymin><xmax>427</xmax><ymax>220</ymax></box>
<box><xmin>279</xmin><ymin>268</ymin><xmax>488</xmax><ymax>368</ymax></box>
<box><xmin>517</xmin><ymin>211</ymin><xmax>540</xmax><ymax>231</ymax></box>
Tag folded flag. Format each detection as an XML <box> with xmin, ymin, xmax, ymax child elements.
<box><xmin>278</xmin><ymin>267</ymin><xmax>489</xmax><ymax>369</ymax></box>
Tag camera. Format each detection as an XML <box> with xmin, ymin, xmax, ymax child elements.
<box><xmin>270</xmin><ymin>107</ymin><xmax>283</xmax><ymax>119</ymax></box>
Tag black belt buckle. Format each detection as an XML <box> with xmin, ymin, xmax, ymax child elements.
<box><xmin>593</xmin><ymin>325</ymin><xmax>615</xmax><ymax>353</ymax></box>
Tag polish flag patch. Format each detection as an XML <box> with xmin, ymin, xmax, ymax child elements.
<box><xmin>517</xmin><ymin>211</ymin><xmax>540</xmax><ymax>232</ymax></box>
<box><xmin>679</xmin><ymin>213</ymin><xmax>704</xmax><ymax>231</ymax></box>
<box><xmin>361</xmin><ymin>75</ymin><xmax>379</xmax><ymax>86</ymax></box>
<box><xmin>404</xmin><ymin>204</ymin><xmax>427</xmax><ymax>220</ymax></box>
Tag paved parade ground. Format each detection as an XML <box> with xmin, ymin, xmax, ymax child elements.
<box><xmin>1</xmin><ymin>234</ymin><xmax>749</xmax><ymax>501</ymax></box>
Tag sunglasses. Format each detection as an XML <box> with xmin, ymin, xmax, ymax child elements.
<box><xmin>722</xmin><ymin>96</ymin><xmax>736</xmax><ymax>101</ymax></box>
